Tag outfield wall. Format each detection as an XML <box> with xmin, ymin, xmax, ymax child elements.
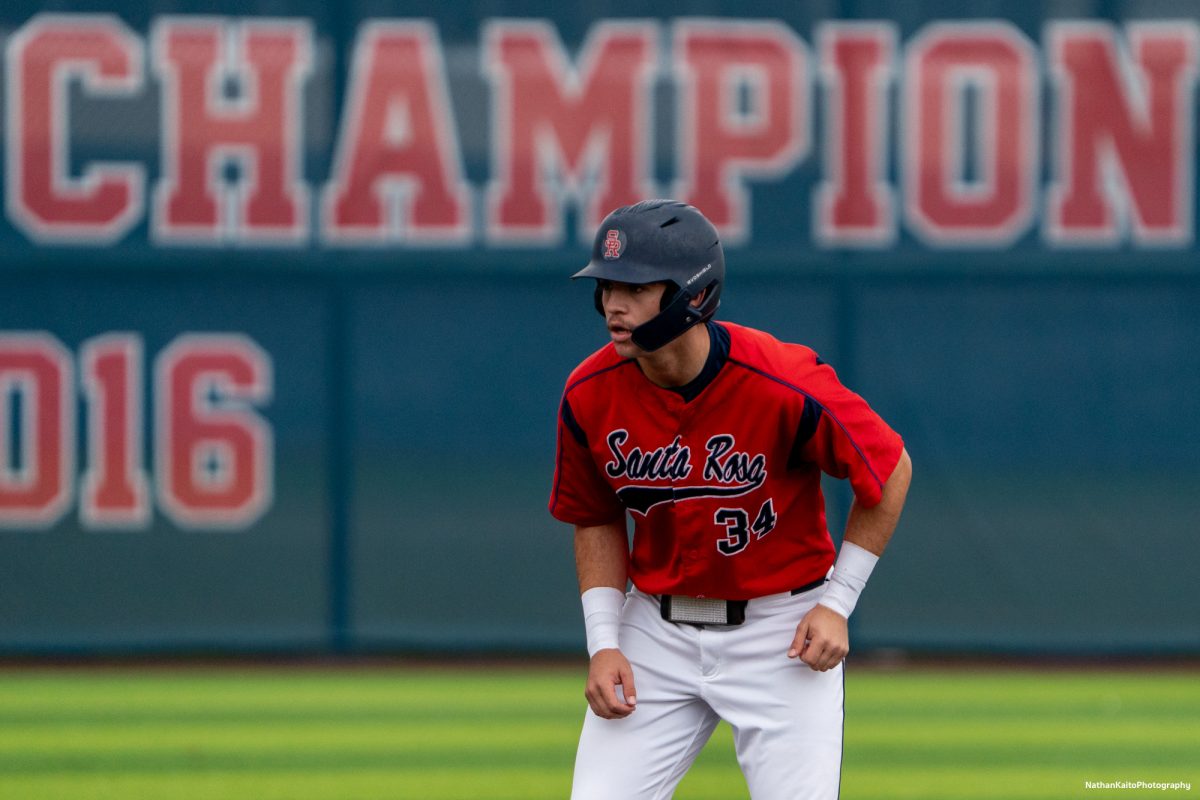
<box><xmin>1</xmin><ymin>0</ymin><xmax>1197</xmax><ymax>655</ymax></box>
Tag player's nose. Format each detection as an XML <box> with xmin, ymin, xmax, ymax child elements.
<box><xmin>602</xmin><ymin>293</ymin><xmax>628</xmax><ymax>316</ymax></box>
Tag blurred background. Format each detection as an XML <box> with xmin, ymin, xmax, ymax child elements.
<box><xmin>0</xmin><ymin>0</ymin><xmax>1197</xmax><ymax>663</ymax></box>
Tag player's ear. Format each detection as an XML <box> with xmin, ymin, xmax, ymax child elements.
<box><xmin>689</xmin><ymin>288</ymin><xmax>707</xmax><ymax>308</ymax></box>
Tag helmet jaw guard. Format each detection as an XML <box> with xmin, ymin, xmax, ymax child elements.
<box><xmin>574</xmin><ymin>200</ymin><xmax>725</xmax><ymax>352</ymax></box>
<box><xmin>629</xmin><ymin>279</ymin><xmax>720</xmax><ymax>352</ymax></box>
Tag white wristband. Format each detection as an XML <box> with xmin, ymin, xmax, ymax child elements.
<box><xmin>581</xmin><ymin>587</ymin><xmax>624</xmax><ymax>657</ymax></box>
<box><xmin>818</xmin><ymin>541</ymin><xmax>879</xmax><ymax>619</ymax></box>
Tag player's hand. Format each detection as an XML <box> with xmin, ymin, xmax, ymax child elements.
<box><xmin>788</xmin><ymin>604</ymin><xmax>849</xmax><ymax>672</ymax></box>
<box><xmin>585</xmin><ymin>648</ymin><xmax>638</xmax><ymax>719</ymax></box>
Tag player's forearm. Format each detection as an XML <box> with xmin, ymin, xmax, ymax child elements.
<box><xmin>817</xmin><ymin>449</ymin><xmax>911</xmax><ymax>621</ymax></box>
<box><xmin>842</xmin><ymin>448</ymin><xmax>911</xmax><ymax>557</ymax></box>
<box><xmin>574</xmin><ymin>521</ymin><xmax>629</xmax><ymax>592</ymax></box>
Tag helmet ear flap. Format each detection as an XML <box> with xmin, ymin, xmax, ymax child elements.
<box><xmin>659</xmin><ymin>281</ymin><xmax>682</xmax><ymax>312</ymax></box>
<box><xmin>693</xmin><ymin>279</ymin><xmax>721</xmax><ymax>321</ymax></box>
<box><xmin>593</xmin><ymin>283</ymin><xmax>604</xmax><ymax>316</ymax></box>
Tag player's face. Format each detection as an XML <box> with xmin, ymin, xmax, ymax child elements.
<box><xmin>598</xmin><ymin>280</ymin><xmax>668</xmax><ymax>358</ymax></box>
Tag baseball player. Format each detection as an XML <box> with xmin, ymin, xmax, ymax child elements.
<box><xmin>549</xmin><ymin>200</ymin><xmax>912</xmax><ymax>799</ymax></box>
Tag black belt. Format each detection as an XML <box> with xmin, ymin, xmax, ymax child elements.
<box><xmin>789</xmin><ymin>576</ymin><xmax>828</xmax><ymax>596</ymax></box>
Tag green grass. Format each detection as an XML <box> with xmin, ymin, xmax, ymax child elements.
<box><xmin>0</xmin><ymin>665</ymin><xmax>1196</xmax><ymax>799</ymax></box>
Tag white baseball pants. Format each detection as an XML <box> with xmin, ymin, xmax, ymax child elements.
<box><xmin>571</xmin><ymin>585</ymin><xmax>844</xmax><ymax>800</ymax></box>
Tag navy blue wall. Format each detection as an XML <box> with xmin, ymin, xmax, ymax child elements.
<box><xmin>1</xmin><ymin>1</ymin><xmax>1197</xmax><ymax>655</ymax></box>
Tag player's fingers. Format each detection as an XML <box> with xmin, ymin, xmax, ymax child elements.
<box><xmin>788</xmin><ymin>620</ymin><xmax>810</xmax><ymax>659</ymax></box>
<box><xmin>591</xmin><ymin>666</ymin><xmax>635</xmax><ymax>719</ymax></box>
<box><xmin>817</xmin><ymin>652</ymin><xmax>844</xmax><ymax>672</ymax></box>
<box><xmin>619</xmin><ymin>663</ymin><xmax>638</xmax><ymax>708</ymax></box>
<box><xmin>588</xmin><ymin>682</ymin><xmax>618</xmax><ymax>719</ymax></box>
<box><xmin>831</xmin><ymin>643</ymin><xmax>850</xmax><ymax>670</ymax></box>
<box><xmin>801</xmin><ymin>633</ymin><xmax>828</xmax><ymax>669</ymax></box>
<box><xmin>813</xmin><ymin>640</ymin><xmax>849</xmax><ymax>672</ymax></box>
<box><xmin>584</xmin><ymin>677</ymin><xmax>608</xmax><ymax>717</ymax></box>
<box><xmin>600</xmin><ymin>684</ymin><xmax>633</xmax><ymax>719</ymax></box>
<box><xmin>586</xmin><ymin>672</ymin><xmax>621</xmax><ymax>719</ymax></box>
<box><xmin>601</xmin><ymin>683</ymin><xmax>627</xmax><ymax>718</ymax></box>
<box><xmin>826</xmin><ymin>642</ymin><xmax>849</xmax><ymax>670</ymax></box>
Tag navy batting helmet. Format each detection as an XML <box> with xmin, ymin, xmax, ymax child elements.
<box><xmin>573</xmin><ymin>200</ymin><xmax>724</xmax><ymax>352</ymax></box>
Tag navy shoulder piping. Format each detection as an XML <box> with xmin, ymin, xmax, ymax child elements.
<box><xmin>727</xmin><ymin>357</ymin><xmax>885</xmax><ymax>492</ymax></box>
<box><xmin>564</xmin><ymin>358</ymin><xmax>637</xmax><ymax>397</ymax></box>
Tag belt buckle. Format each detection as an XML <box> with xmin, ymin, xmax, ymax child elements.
<box><xmin>660</xmin><ymin>595</ymin><xmax>747</xmax><ymax>626</ymax></box>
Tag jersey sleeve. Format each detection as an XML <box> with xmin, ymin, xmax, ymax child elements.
<box><xmin>795</xmin><ymin>362</ymin><xmax>904</xmax><ymax>508</ymax></box>
<box><xmin>549</xmin><ymin>397</ymin><xmax>625</xmax><ymax>526</ymax></box>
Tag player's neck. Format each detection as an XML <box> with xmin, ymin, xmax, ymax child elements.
<box><xmin>636</xmin><ymin>324</ymin><xmax>711</xmax><ymax>389</ymax></box>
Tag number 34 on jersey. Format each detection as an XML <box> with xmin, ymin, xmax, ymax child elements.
<box><xmin>605</xmin><ymin>429</ymin><xmax>776</xmax><ymax>556</ymax></box>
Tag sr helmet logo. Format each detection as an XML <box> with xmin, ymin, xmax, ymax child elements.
<box><xmin>602</xmin><ymin>229</ymin><xmax>625</xmax><ymax>260</ymax></box>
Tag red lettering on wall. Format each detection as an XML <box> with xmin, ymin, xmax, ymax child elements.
<box><xmin>904</xmin><ymin>22</ymin><xmax>1038</xmax><ymax>245</ymax></box>
<box><xmin>1047</xmin><ymin>22</ymin><xmax>1198</xmax><ymax>245</ymax></box>
<box><xmin>673</xmin><ymin>20</ymin><xmax>809</xmax><ymax>243</ymax></box>
<box><xmin>5</xmin><ymin>14</ymin><xmax>144</xmax><ymax>243</ymax></box>
<box><xmin>322</xmin><ymin>21</ymin><xmax>471</xmax><ymax>244</ymax></box>
<box><xmin>152</xmin><ymin>17</ymin><xmax>312</xmax><ymax>243</ymax></box>
<box><xmin>0</xmin><ymin>333</ymin><xmax>74</xmax><ymax>528</ymax></box>
<box><xmin>482</xmin><ymin>20</ymin><xmax>657</xmax><ymax>243</ymax></box>
<box><xmin>815</xmin><ymin>22</ymin><xmax>896</xmax><ymax>247</ymax></box>
<box><xmin>80</xmin><ymin>334</ymin><xmax>150</xmax><ymax>529</ymax></box>
<box><xmin>155</xmin><ymin>335</ymin><xmax>273</xmax><ymax>529</ymax></box>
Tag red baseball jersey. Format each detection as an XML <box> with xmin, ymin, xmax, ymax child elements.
<box><xmin>550</xmin><ymin>321</ymin><xmax>904</xmax><ymax>600</ymax></box>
